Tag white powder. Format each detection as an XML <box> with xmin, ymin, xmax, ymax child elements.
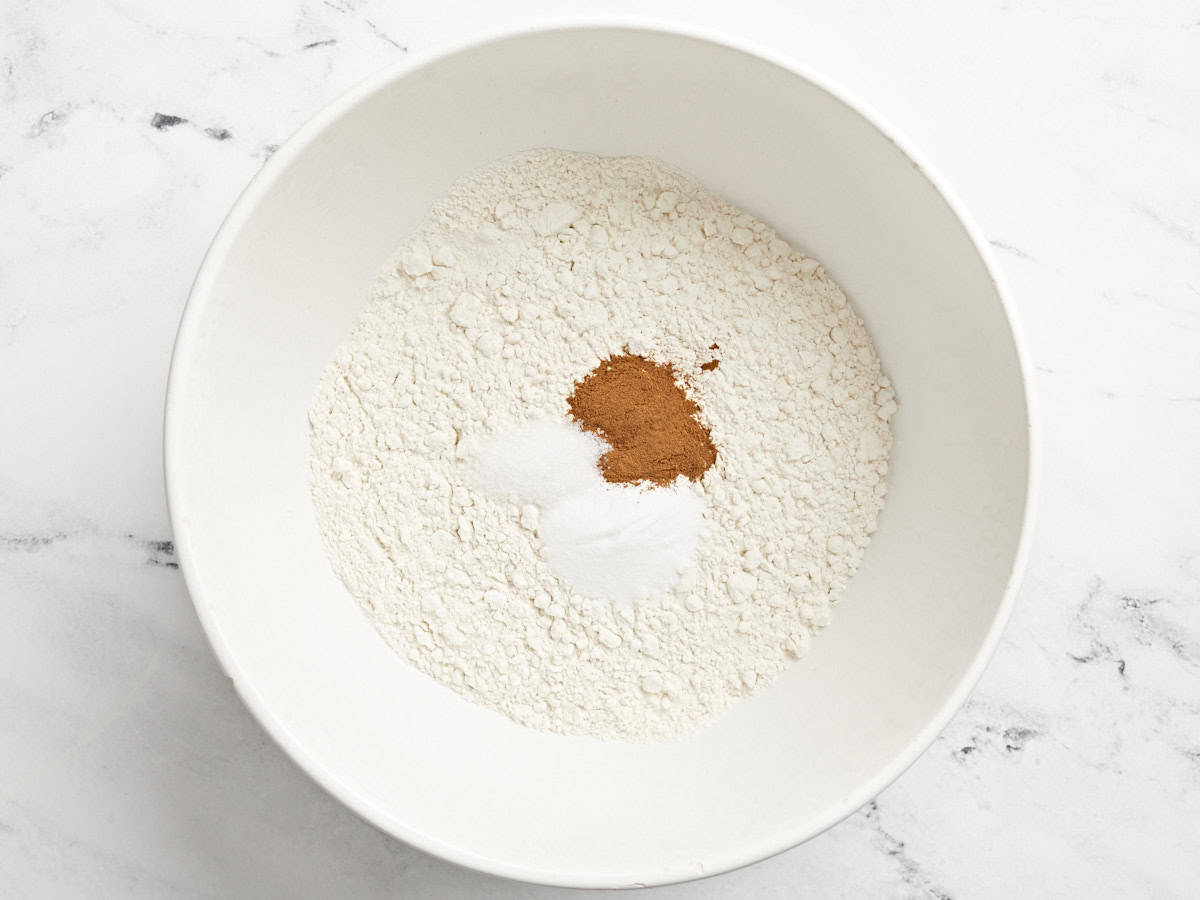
<box><xmin>476</xmin><ymin>420</ymin><xmax>704</xmax><ymax>605</ymax></box>
<box><xmin>475</xmin><ymin>419</ymin><xmax>604</xmax><ymax>507</ymax></box>
<box><xmin>310</xmin><ymin>149</ymin><xmax>894</xmax><ymax>740</ymax></box>
<box><xmin>539</xmin><ymin>483</ymin><xmax>703</xmax><ymax>607</ymax></box>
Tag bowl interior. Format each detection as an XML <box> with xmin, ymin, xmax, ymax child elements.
<box><xmin>167</xmin><ymin>26</ymin><xmax>1031</xmax><ymax>888</ymax></box>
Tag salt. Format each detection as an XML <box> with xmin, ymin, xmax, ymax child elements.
<box><xmin>475</xmin><ymin>419</ymin><xmax>606</xmax><ymax>506</ymax></box>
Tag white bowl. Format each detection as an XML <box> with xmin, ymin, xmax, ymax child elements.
<box><xmin>165</xmin><ymin>23</ymin><xmax>1037</xmax><ymax>889</ymax></box>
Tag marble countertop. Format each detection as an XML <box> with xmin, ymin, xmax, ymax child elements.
<box><xmin>2</xmin><ymin>0</ymin><xmax>1197</xmax><ymax>896</ymax></box>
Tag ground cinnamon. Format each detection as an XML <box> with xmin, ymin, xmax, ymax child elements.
<box><xmin>567</xmin><ymin>353</ymin><xmax>717</xmax><ymax>486</ymax></box>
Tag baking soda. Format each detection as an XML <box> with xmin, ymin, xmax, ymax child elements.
<box><xmin>477</xmin><ymin>419</ymin><xmax>703</xmax><ymax>605</ymax></box>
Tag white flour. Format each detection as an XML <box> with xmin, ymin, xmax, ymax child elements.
<box><xmin>310</xmin><ymin>149</ymin><xmax>894</xmax><ymax>740</ymax></box>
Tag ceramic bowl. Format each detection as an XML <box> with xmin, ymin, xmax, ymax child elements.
<box><xmin>165</xmin><ymin>23</ymin><xmax>1037</xmax><ymax>888</ymax></box>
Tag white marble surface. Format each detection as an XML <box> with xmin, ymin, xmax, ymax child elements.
<box><xmin>2</xmin><ymin>0</ymin><xmax>1198</xmax><ymax>895</ymax></box>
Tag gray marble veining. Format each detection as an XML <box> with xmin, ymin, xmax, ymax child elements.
<box><xmin>2</xmin><ymin>0</ymin><xmax>1197</xmax><ymax>896</ymax></box>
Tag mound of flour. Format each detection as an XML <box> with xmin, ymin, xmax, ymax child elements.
<box><xmin>309</xmin><ymin>149</ymin><xmax>894</xmax><ymax>740</ymax></box>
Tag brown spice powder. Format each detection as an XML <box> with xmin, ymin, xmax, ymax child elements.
<box><xmin>567</xmin><ymin>353</ymin><xmax>717</xmax><ymax>486</ymax></box>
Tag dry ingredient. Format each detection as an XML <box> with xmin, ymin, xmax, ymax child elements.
<box><xmin>475</xmin><ymin>419</ymin><xmax>605</xmax><ymax>508</ymax></box>
<box><xmin>475</xmin><ymin>419</ymin><xmax>703</xmax><ymax>605</ymax></box>
<box><xmin>309</xmin><ymin>149</ymin><xmax>894</xmax><ymax>740</ymax></box>
<box><xmin>567</xmin><ymin>353</ymin><xmax>717</xmax><ymax>486</ymax></box>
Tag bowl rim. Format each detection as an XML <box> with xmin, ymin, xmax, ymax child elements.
<box><xmin>164</xmin><ymin>17</ymin><xmax>1041</xmax><ymax>889</ymax></box>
